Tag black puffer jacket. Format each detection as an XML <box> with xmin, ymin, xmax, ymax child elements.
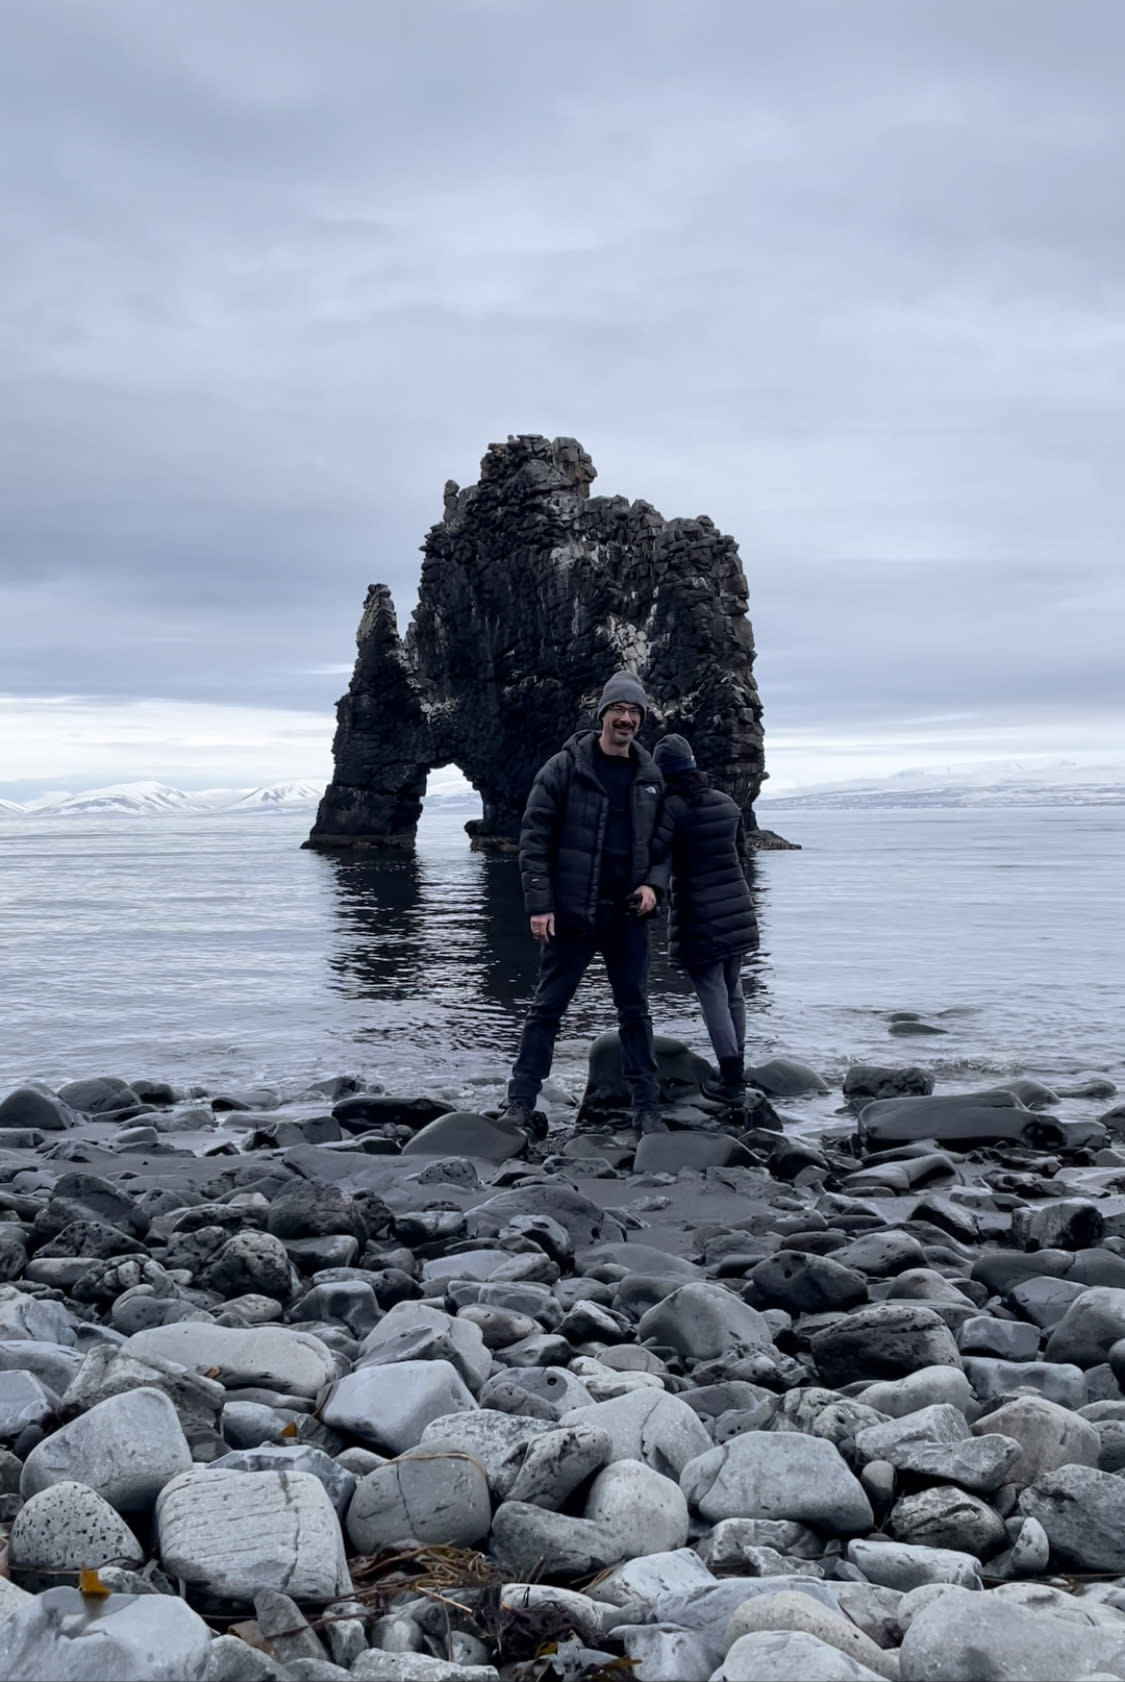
<box><xmin>663</xmin><ymin>785</ymin><xmax>759</xmax><ymax>969</ymax></box>
<box><xmin>519</xmin><ymin>731</ymin><xmax>672</xmax><ymax>930</ymax></box>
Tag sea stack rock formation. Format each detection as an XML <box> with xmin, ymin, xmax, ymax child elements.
<box><xmin>305</xmin><ymin>434</ymin><xmax>769</xmax><ymax>852</ymax></box>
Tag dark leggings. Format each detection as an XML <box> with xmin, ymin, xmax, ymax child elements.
<box><xmin>687</xmin><ymin>953</ymin><xmax>745</xmax><ymax>1063</ymax></box>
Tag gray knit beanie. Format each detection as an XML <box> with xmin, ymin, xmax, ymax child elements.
<box><xmin>653</xmin><ymin>734</ymin><xmax>696</xmax><ymax>773</ymax></box>
<box><xmin>596</xmin><ymin>670</ymin><xmax>648</xmax><ymax>723</ymax></box>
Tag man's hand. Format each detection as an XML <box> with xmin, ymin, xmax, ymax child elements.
<box><xmin>634</xmin><ymin>885</ymin><xmax>657</xmax><ymax>917</ymax></box>
<box><xmin>530</xmin><ymin>913</ymin><xmax>555</xmax><ymax>943</ymax></box>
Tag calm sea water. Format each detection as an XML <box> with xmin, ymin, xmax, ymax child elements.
<box><xmin>2</xmin><ymin>805</ymin><xmax>1122</xmax><ymax>1123</ymax></box>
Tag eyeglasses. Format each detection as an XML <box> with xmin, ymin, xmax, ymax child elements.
<box><xmin>606</xmin><ymin>705</ymin><xmax>642</xmax><ymax>720</ymax></box>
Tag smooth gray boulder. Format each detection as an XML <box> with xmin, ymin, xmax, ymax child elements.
<box><xmin>583</xmin><ymin>1459</ymin><xmax>689</xmax><ymax>1556</ymax></box>
<box><xmin>10</xmin><ymin>1481</ymin><xmax>145</xmax><ymax>1578</ymax></box>
<box><xmin>999</xmin><ymin>1514</ymin><xmax>1050</xmax><ymax>1576</ymax></box>
<box><xmin>20</xmin><ymin>1386</ymin><xmax>191</xmax><ymax>1511</ymax></box>
<box><xmin>582</xmin><ymin>1030</ymin><xmax>717</xmax><ymax>1112</ymax></box>
<box><xmin>962</xmin><ymin>1355</ymin><xmax>1086</xmax><ymax>1408</ymax></box>
<box><xmin>811</xmin><ymin>1305</ymin><xmax>962</xmax><ymax>1385</ymax></box>
<box><xmin>578</xmin><ymin>1242</ymin><xmax>698</xmax><ymax>1280</ymax></box>
<box><xmin>717</xmin><ymin>1629</ymin><xmax>885</xmax><ymax>1681</ymax></box>
<box><xmin>559</xmin><ymin>1387</ymin><xmax>711</xmax><ymax>1478</ymax></box>
<box><xmin>588</xmin><ymin>1547</ymin><xmax>716</xmax><ymax>1612</ymax></box>
<box><xmin>681</xmin><ymin>1432</ymin><xmax>873</xmax><ymax>1534</ymax></box>
<box><xmin>157</xmin><ymin>1467</ymin><xmax>351</xmax><ymax>1602</ymax></box>
<box><xmin>0</xmin><ymin>1586</ymin><xmax>213</xmax><ymax>1681</ymax></box>
<box><xmin>615</xmin><ymin>1624</ymin><xmax>712</xmax><ymax>1682</ymax></box>
<box><xmin>209</xmin><ymin>1445</ymin><xmax>356</xmax><ymax>1518</ymax></box>
<box><xmin>856</xmin><ymin>1365</ymin><xmax>975</xmax><ymax>1419</ymax></box>
<box><xmin>1019</xmin><ymin>1463</ymin><xmax>1125</xmax><ymax>1570</ymax></box>
<box><xmin>1008</xmin><ymin>1275</ymin><xmax>1087</xmax><ymax>1331</ymax></box>
<box><xmin>749</xmin><ymin>1251</ymin><xmax>868</xmax><ymax>1314</ymax></box>
<box><xmin>357</xmin><ymin>1302</ymin><xmax>491</xmax><ymax>1394</ymax></box>
<box><xmin>899</xmin><ymin>1583</ymin><xmax>1125</xmax><ymax>1681</ymax></box>
<box><xmin>0</xmin><ymin>1370</ymin><xmax>56</xmax><ymax>1436</ymax></box>
<box><xmin>0</xmin><ymin>1287</ymin><xmax>77</xmax><ymax>1346</ymax></box>
<box><xmin>123</xmin><ymin>1323</ymin><xmax>336</xmax><ymax>1398</ymax></box>
<box><xmin>957</xmin><ymin>1314</ymin><xmax>1041</xmax><ymax>1360</ymax></box>
<box><xmin>346</xmin><ymin>1450</ymin><xmax>491</xmax><ymax>1552</ymax></box>
<box><xmin>650</xmin><ymin>1578</ymin><xmax>840</xmax><ymax>1669</ymax></box>
<box><xmin>1045</xmin><ymin>1286</ymin><xmax>1125</xmax><ymax>1368</ymax></box>
<box><xmin>402</xmin><ymin>1111</ymin><xmax>529</xmax><ymax>1162</ymax></box>
<box><xmin>846</xmin><ymin>1539</ymin><xmax>981</xmax><ymax>1591</ymax></box>
<box><xmin>322</xmin><ymin>1360</ymin><xmax>477</xmax><ymax>1453</ymax></box>
<box><xmin>970</xmin><ymin>1394</ymin><xmax>1100</xmax><ymax>1486</ymax></box>
<box><xmin>744</xmin><ymin>1058</ymin><xmax>828</xmax><ymax>1097</ymax></box>
<box><xmin>633</xmin><ymin>1131</ymin><xmax>752</xmax><ymax>1173</ymax></box>
<box><xmin>637</xmin><ymin>1283</ymin><xmax>773</xmax><ymax>1362</ymax></box>
<box><xmin>0</xmin><ymin>1338</ymin><xmax>82</xmax><ymax>1397</ymax></box>
<box><xmin>858</xmin><ymin>1089</ymin><xmax>1059</xmax><ymax>1146</ymax></box>
<box><xmin>833</xmin><ymin>1231</ymin><xmax>928</xmax><ymax>1277</ymax></box>
<box><xmin>0</xmin><ymin>1087</ymin><xmax>78</xmax><ymax>1132</ymax></box>
<box><xmin>726</xmin><ymin>1590</ymin><xmax>897</xmax><ymax>1681</ymax></box>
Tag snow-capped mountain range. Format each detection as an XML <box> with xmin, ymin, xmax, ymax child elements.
<box><xmin>2</xmin><ymin>760</ymin><xmax>1123</xmax><ymax>817</ymax></box>
<box><xmin>0</xmin><ymin>777</ymin><xmax>481</xmax><ymax>818</ymax></box>
<box><xmin>0</xmin><ymin>781</ymin><xmax>326</xmax><ymax>817</ymax></box>
<box><xmin>758</xmin><ymin>759</ymin><xmax>1125</xmax><ymax>810</ymax></box>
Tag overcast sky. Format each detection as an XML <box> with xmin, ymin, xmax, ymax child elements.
<box><xmin>2</xmin><ymin>0</ymin><xmax>1122</xmax><ymax>798</ymax></box>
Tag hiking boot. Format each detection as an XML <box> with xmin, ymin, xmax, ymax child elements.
<box><xmin>499</xmin><ymin>1097</ymin><xmax>535</xmax><ymax>1130</ymax></box>
<box><xmin>717</xmin><ymin>1055</ymin><xmax>746</xmax><ymax>1101</ymax></box>
<box><xmin>633</xmin><ymin>1105</ymin><xmax>668</xmax><ymax>1135</ymax></box>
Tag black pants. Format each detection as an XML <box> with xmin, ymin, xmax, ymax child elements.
<box><xmin>508</xmin><ymin>910</ymin><xmax>659</xmax><ymax>1109</ymax></box>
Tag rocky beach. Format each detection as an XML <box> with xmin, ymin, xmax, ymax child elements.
<box><xmin>1</xmin><ymin>1044</ymin><xmax>1125</xmax><ymax>1679</ymax></box>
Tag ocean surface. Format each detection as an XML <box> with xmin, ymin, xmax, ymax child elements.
<box><xmin>3</xmin><ymin>805</ymin><xmax>1122</xmax><ymax>1128</ymax></box>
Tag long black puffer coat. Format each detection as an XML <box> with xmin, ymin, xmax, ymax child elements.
<box><xmin>519</xmin><ymin>731</ymin><xmax>672</xmax><ymax>931</ymax></box>
<box><xmin>663</xmin><ymin>783</ymin><xmax>759</xmax><ymax>970</ymax></box>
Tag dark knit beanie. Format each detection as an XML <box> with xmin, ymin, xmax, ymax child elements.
<box><xmin>596</xmin><ymin>670</ymin><xmax>648</xmax><ymax>723</ymax></box>
<box><xmin>653</xmin><ymin>734</ymin><xmax>697</xmax><ymax>774</ymax></box>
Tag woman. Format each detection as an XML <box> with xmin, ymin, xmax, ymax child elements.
<box><xmin>652</xmin><ymin>734</ymin><xmax>759</xmax><ymax>1112</ymax></box>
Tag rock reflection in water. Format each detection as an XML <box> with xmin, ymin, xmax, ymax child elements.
<box><xmin>322</xmin><ymin>837</ymin><xmax>769</xmax><ymax>1062</ymax></box>
<box><xmin>322</xmin><ymin>846</ymin><xmax>542</xmax><ymax>1055</ymax></box>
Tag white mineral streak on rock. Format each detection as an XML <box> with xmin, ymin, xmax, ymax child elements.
<box><xmin>156</xmin><ymin>1467</ymin><xmax>351</xmax><ymax>1602</ymax></box>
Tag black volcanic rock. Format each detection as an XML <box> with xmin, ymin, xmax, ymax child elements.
<box><xmin>305</xmin><ymin>434</ymin><xmax>772</xmax><ymax>851</ymax></box>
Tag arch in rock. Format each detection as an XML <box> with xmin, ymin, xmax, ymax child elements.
<box><xmin>304</xmin><ymin>434</ymin><xmax>766</xmax><ymax>853</ymax></box>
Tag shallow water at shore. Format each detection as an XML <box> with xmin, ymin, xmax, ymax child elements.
<box><xmin>3</xmin><ymin>805</ymin><xmax>1122</xmax><ymax>1123</ymax></box>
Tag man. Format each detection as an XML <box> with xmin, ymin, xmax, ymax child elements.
<box><xmin>499</xmin><ymin>671</ymin><xmax>671</xmax><ymax>1136</ymax></box>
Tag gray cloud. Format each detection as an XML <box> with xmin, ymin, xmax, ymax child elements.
<box><xmin>2</xmin><ymin>0</ymin><xmax>1123</xmax><ymax>762</ymax></box>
